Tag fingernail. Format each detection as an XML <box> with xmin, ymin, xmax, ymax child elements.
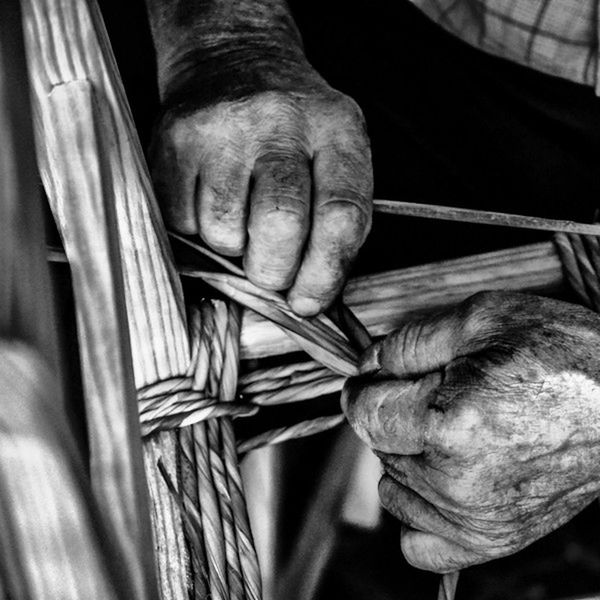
<box><xmin>289</xmin><ymin>296</ymin><xmax>322</xmax><ymax>316</ymax></box>
<box><xmin>359</xmin><ymin>344</ymin><xmax>381</xmax><ymax>374</ymax></box>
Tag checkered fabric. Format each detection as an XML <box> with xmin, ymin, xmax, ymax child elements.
<box><xmin>410</xmin><ymin>0</ymin><xmax>600</xmax><ymax>93</ymax></box>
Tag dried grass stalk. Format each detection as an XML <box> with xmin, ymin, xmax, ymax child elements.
<box><xmin>240</xmin><ymin>242</ymin><xmax>565</xmax><ymax>359</ymax></box>
<box><xmin>21</xmin><ymin>0</ymin><xmax>194</xmax><ymax>596</ymax></box>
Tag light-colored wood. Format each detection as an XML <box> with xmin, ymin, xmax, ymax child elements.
<box><xmin>374</xmin><ymin>199</ymin><xmax>600</xmax><ymax>236</ymax></box>
<box><xmin>43</xmin><ymin>81</ymin><xmax>159</xmax><ymax>600</ymax></box>
<box><xmin>0</xmin><ymin>342</ymin><xmax>128</xmax><ymax>600</ymax></box>
<box><xmin>21</xmin><ymin>1</ymin><xmax>192</xmax><ymax>597</ymax></box>
<box><xmin>240</xmin><ymin>242</ymin><xmax>564</xmax><ymax>358</ymax></box>
<box><xmin>0</xmin><ymin>5</ymin><xmax>130</xmax><ymax>595</ymax></box>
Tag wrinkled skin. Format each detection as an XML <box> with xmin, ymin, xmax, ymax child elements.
<box><xmin>342</xmin><ymin>291</ymin><xmax>600</xmax><ymax>573</ymax></box>
<box><xmin>146</xmin><ymin>0</ymin><xmax>373</xmax><ymax>316</ymax></box>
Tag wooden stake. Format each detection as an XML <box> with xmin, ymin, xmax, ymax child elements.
<box><xmin>374</xmin><ymin>199</ymin><xmax>600</xmax><ymax>236</ymax></box>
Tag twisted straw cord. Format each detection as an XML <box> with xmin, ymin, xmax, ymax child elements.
<box><xmin>238</xmin><ymin>361</ymin><xmax>322</xmax><ymax>386</ymax></box>
<box><xmin>555</xmin><ymin>233</ymin><xmax>600</xmax><ymax>312</ymax></box>
<box><xmin>180</xmin><ymin>423</ymin><xmax>229</xmax><ymax>600</ymax></box>
<box><xmin>238</xmin><ymin>415</ymin><xmax>346</xmax><ymax>454</ymax></box>
<box><xmin>199</xmin><ymin>304</ymin><xmax>246</xmax><ymax>600</ymax></box>
<box><xmin>247</xmin><ymin>377</ymin><xmax>344</xmax><ymax>407</ymax></box>
<box><xmin>217</xmin><ymin>304</ymin><xmax>262</xmax><ymax>600</ymax></box>
<box><xmin>183</xmin><ymin>302</ymin><xmax>262</xmax><ymax>600</ymax></box>
<box><xmin>180</xmin><ymin>311</ymin><xmax>229</xmax><ymax>600</ymax></box>
<box><xmin>185</xmin><ymin>307</ymin><xmax>242</xmax><ymax>600</ymax></box>
<box><xmin>137</xmin><ymin>376</ymin><xmax>256</xmax><ymax>436</ymax></box>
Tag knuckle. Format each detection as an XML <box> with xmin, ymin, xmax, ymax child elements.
<box><xmin>329</xmin><ymin>93</ymin><xmax>367</xmax><ymax>127</ymax></box>
<box><xmin>317</xmin><ymin>199</ymin><xmax>372</xmax><ymax>249</ymax></box>
<box><xmin>252</xmin><ymin>206</ymin><xmax>307</xmax><ymax>243</ymax></box>
<box><xmin>461</xmin><ymin>291</ymin><xmax>500</xmax><ymax>318</ymax></box>
<box><xmin>158</xmin><ymin>116</ymin><xmax>195</xmax><ymax>150</ymax></box>
<box><xmin>254</xmin><ymin>155</ymin><xmax>311</xmax><ymax>195</ymax></box>
<box><xmin>313</xmin><ymin>92</ymin><xmax>369</xmax><ymax>144</ymax></box>
<box><xmin>457</xmin><ymin>291</ymin><xmax>502</xmax><ymax>339</ymax></box>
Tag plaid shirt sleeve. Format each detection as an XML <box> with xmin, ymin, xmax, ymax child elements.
<box><xmin>410</xmin><ymin>0</ymin><xmax>600</xmax><ymax>93</ymax></box>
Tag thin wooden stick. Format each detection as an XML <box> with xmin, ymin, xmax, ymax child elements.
<box><xmin>374</xmin><ymin>199</ymin><xmax>600</xmax><ymax>236</ymax></box>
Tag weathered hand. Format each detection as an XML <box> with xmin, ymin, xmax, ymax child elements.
<box><xmin>342</xmin><ymin>291</ymin><xmax>600</xmax><ymax>572</ymax></box>
<box><xmin>150</xmin><ymin>55</ymin><xmax>372</xmax><ymax>316</ymax></box>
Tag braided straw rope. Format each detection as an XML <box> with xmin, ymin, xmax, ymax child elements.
<box><xmin>555</xmin><ymin>233</ymin><xmax>600</xmax><ymax>312</ymax></box>
<box><xmin>174</xmin><ymin>300</ymin><xmax>262</xmax><ymax>600</ymax></box>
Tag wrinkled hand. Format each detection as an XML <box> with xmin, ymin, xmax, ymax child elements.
<box><xmin>342</xmin><ymin>291</ymin><xmax>600</xmax><ymax>572</ymax></box>
<box><xmin>151</xmin><ymin>67</ymin><xmax>372</xmax><ymax>316</ymax></box>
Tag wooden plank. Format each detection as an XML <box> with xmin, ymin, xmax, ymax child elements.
<box><xmin>21</xmin><ymin>1</ymin><xmax>192</xmax><ymax>597</ymax></box>
<box><xmin>240</xmin><ymin>241</ymin><xmax>565</xmax><ymax>358</ymax></box>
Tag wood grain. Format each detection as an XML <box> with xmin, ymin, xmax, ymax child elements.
<box><xmin>0</xmin><ymin>3</ymin><xmax>132</xmax><ymax>596</ymax></box>
<box><xmin>21</xmin><ymin>1</ymin><xmax>193</xmax><ymax>597</ymax></box>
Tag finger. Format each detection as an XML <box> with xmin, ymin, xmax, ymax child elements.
<box><xmin>197</xmin><ymin>152</ymin><xmax>251</xmax><ymax>256</ymax></box>
<box><xmin>150</xmin><ymin>126</ymin><xmax>198</xmax><ymax>234</ymax></box>
<box><xmin>245</xmin><ymin>152</ymin><xmax>311</xmax><ymax>290</ymax></box>
<box><xmin>378</xmin><ymin>453</ymin><xmax>472</xmax><ymax>516</ymax></box>
<box><xmin>341</xmin><ymin>373</ymin><xmax>442</xmax><ymax>454</ymax></box>
<box><xmin>401</xmin><ymin>527</ymin><xmax>483</xmax><ymax>573</ymax></box>
<box><xmin>359</xmin><ymin>295</ymin><xmax>494</xmax><ymax>378</ymax></box>
<box><xmin>378</xmin><ymin>476</ymin><xmax>457</xmax><ymax>540</ymax></box>
<box><xmin>287</xmin><ymin>140</ymin><xmax>373</xmax><ymax>316</ymax></box>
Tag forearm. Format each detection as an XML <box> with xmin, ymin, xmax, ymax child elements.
<box><xmin>144</xmin><ymin>0</ymin><xmax>320</xmax><ymax>107</ymax></box>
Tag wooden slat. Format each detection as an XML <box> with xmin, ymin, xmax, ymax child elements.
<box><xmin>240</xmin><ymin>241</ymin><xmax>565</xmax><ymax>358</ymax></box>
<box><xmin>21</xmin><ymin>1</ymin><xmax>193</xmax><ymax>597</ymax></box>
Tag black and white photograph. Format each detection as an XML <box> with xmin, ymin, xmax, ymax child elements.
<box><xmin>2</xmin><ymin>0</ymin><xmax>600</xmax><ymax>598</ymax></box>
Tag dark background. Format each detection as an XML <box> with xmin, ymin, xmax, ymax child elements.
<box><xmin>87</xmin><ymin>1</ymin><xmax>600</xmax><ymax>598</ymax></box>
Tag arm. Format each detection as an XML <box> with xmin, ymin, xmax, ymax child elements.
<box><xmin>145</xmin><ymin>0</ymin><xmax>373</xmax><ymax>315</ymax></box>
